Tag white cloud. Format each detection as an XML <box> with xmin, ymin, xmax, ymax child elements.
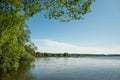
<box><xmin>32</xmin><ymin>39</ymin><xmax>120</xmax><ymax>54</ymax></box>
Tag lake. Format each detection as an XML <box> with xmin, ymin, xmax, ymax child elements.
<box><xmin>1</xmin><ymin>57</ymin><xmax>120</xmax><ymax>80</ymax></box>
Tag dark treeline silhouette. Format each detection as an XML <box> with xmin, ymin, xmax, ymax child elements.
<box><xmin>35</xmin><ymin>52</ymin><xmax>69</xmax><ymax>57</ymax></box>
<box><xmin>35</xmin><ymin>52</ymin><xmax>120</xmax><ymax>57</ymax></box>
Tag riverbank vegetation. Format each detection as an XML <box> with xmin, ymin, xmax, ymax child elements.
<box><xmin>0</xmin><ymin>0</ymin><xmax>95</xmax><ymax>72</ymax></box>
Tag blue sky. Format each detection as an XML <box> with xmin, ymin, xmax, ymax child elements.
<box><xmin>27</xmin><ymin>0</ymin><xmax>120</xmax><ymax>54</ymax></box>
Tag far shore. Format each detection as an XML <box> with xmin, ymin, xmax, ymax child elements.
<box><xmin>35</xmin><ymin>52</ymin><xmax>120</xmax><ymax>57</ymax></box>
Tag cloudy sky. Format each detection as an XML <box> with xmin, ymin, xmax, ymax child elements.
<box><xmin>27</xmin><ymin>0</ymin><xmax>120</xmax><ymax>54</ymax></box>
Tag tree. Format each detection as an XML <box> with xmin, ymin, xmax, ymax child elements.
<box><xmin>63</xmin><ymin>53</ymin><xmax>69</xmax><ymax>57</ymax></box>
<box><xmin>0</xmin><ymin>0</ymin><xmax>95</xmax><ymax>72</ymax></box>
<box><xmin>43</xmin><ymin>0</ymin><xmax>95</xmax><ymax>22</ymax></box>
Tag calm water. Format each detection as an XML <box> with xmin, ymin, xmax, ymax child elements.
<box><xmin>1</xmin><ymin>57</ymin><xmax>120</xmax><ymax>80</ymax></box>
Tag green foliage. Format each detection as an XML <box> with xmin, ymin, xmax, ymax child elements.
<box><xmin>0</xmin><ymin>12</ymin><xmax>25</xmax><ymax>72</ymax></box>
<box><xmin>43</xmin><ymin>0</ymin><xmax>95</xmax><ymax>22</ymax></box>
<box><xmin>24</xmin><ymin>43</ymin><xmax>38</xmax><ymax>57</ymax></box>
<box><xmin>0</xmin><ymin>0</ymin><xmax>95</xmax><ymax>72</ymax></box>
<box><xmin>0</xmin><ymin>0</ymin><xmax>32</xmax><ymax>72</ymax></box>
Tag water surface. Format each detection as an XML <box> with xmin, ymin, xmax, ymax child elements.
<box><xmin>1</xmin><ymin>57</ymin><xmax>120</xmax><ymax>80</ymax></box>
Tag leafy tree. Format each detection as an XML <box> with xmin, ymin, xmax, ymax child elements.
<box><xmin>0</xmin><ymin>12</ymin><xmax>26</xmax><ymax>72</ymax></box>
<box><xmin>43</xmin><ymin>0</ymin><xmax>95</xmax><ymax>22</ymax></box>
<box><xmin>0</xmin><ymin>0</ymin><xmax>95</xmax><ymax>72</ymax></box>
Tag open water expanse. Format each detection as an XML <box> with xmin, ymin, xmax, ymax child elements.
<box><xmin>1</xmin><ymin>56</ymin><xmax>120</xmax><ymax>80</ymax></box>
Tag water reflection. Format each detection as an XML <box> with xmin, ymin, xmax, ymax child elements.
<box><xmin>0</xmin><ymin>61</ymin><xmax>35</xmax><ymax>80</ymax></box>
<box><xmin>33</xmin><ymin>57</ymin><xmax>120</xmax><ymax>80</ymax></box>
<box><xmin>1</xmin><ymin>57</ymin><xmax>120</xmax><ymax>80</ymax></box>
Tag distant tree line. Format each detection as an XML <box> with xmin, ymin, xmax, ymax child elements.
<box><xmin>35</xmin><ymin>52</ymin><xmax>98</xmax><ymax>57</ymax></box>
<box><xmin>35</xmin><ymin>52</ymin><xmax>70</xmax><ymax>57</ymax></box>
<box><xmin>35</xmin><ymin>52</ymin><xmax>120</xmax><ymax>57</ymax></box>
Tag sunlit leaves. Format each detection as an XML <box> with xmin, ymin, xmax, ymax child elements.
<box><xmin>43</xmin><ymin>0</ymin><xmax>95</xmax><ymax>22</ymax></box>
